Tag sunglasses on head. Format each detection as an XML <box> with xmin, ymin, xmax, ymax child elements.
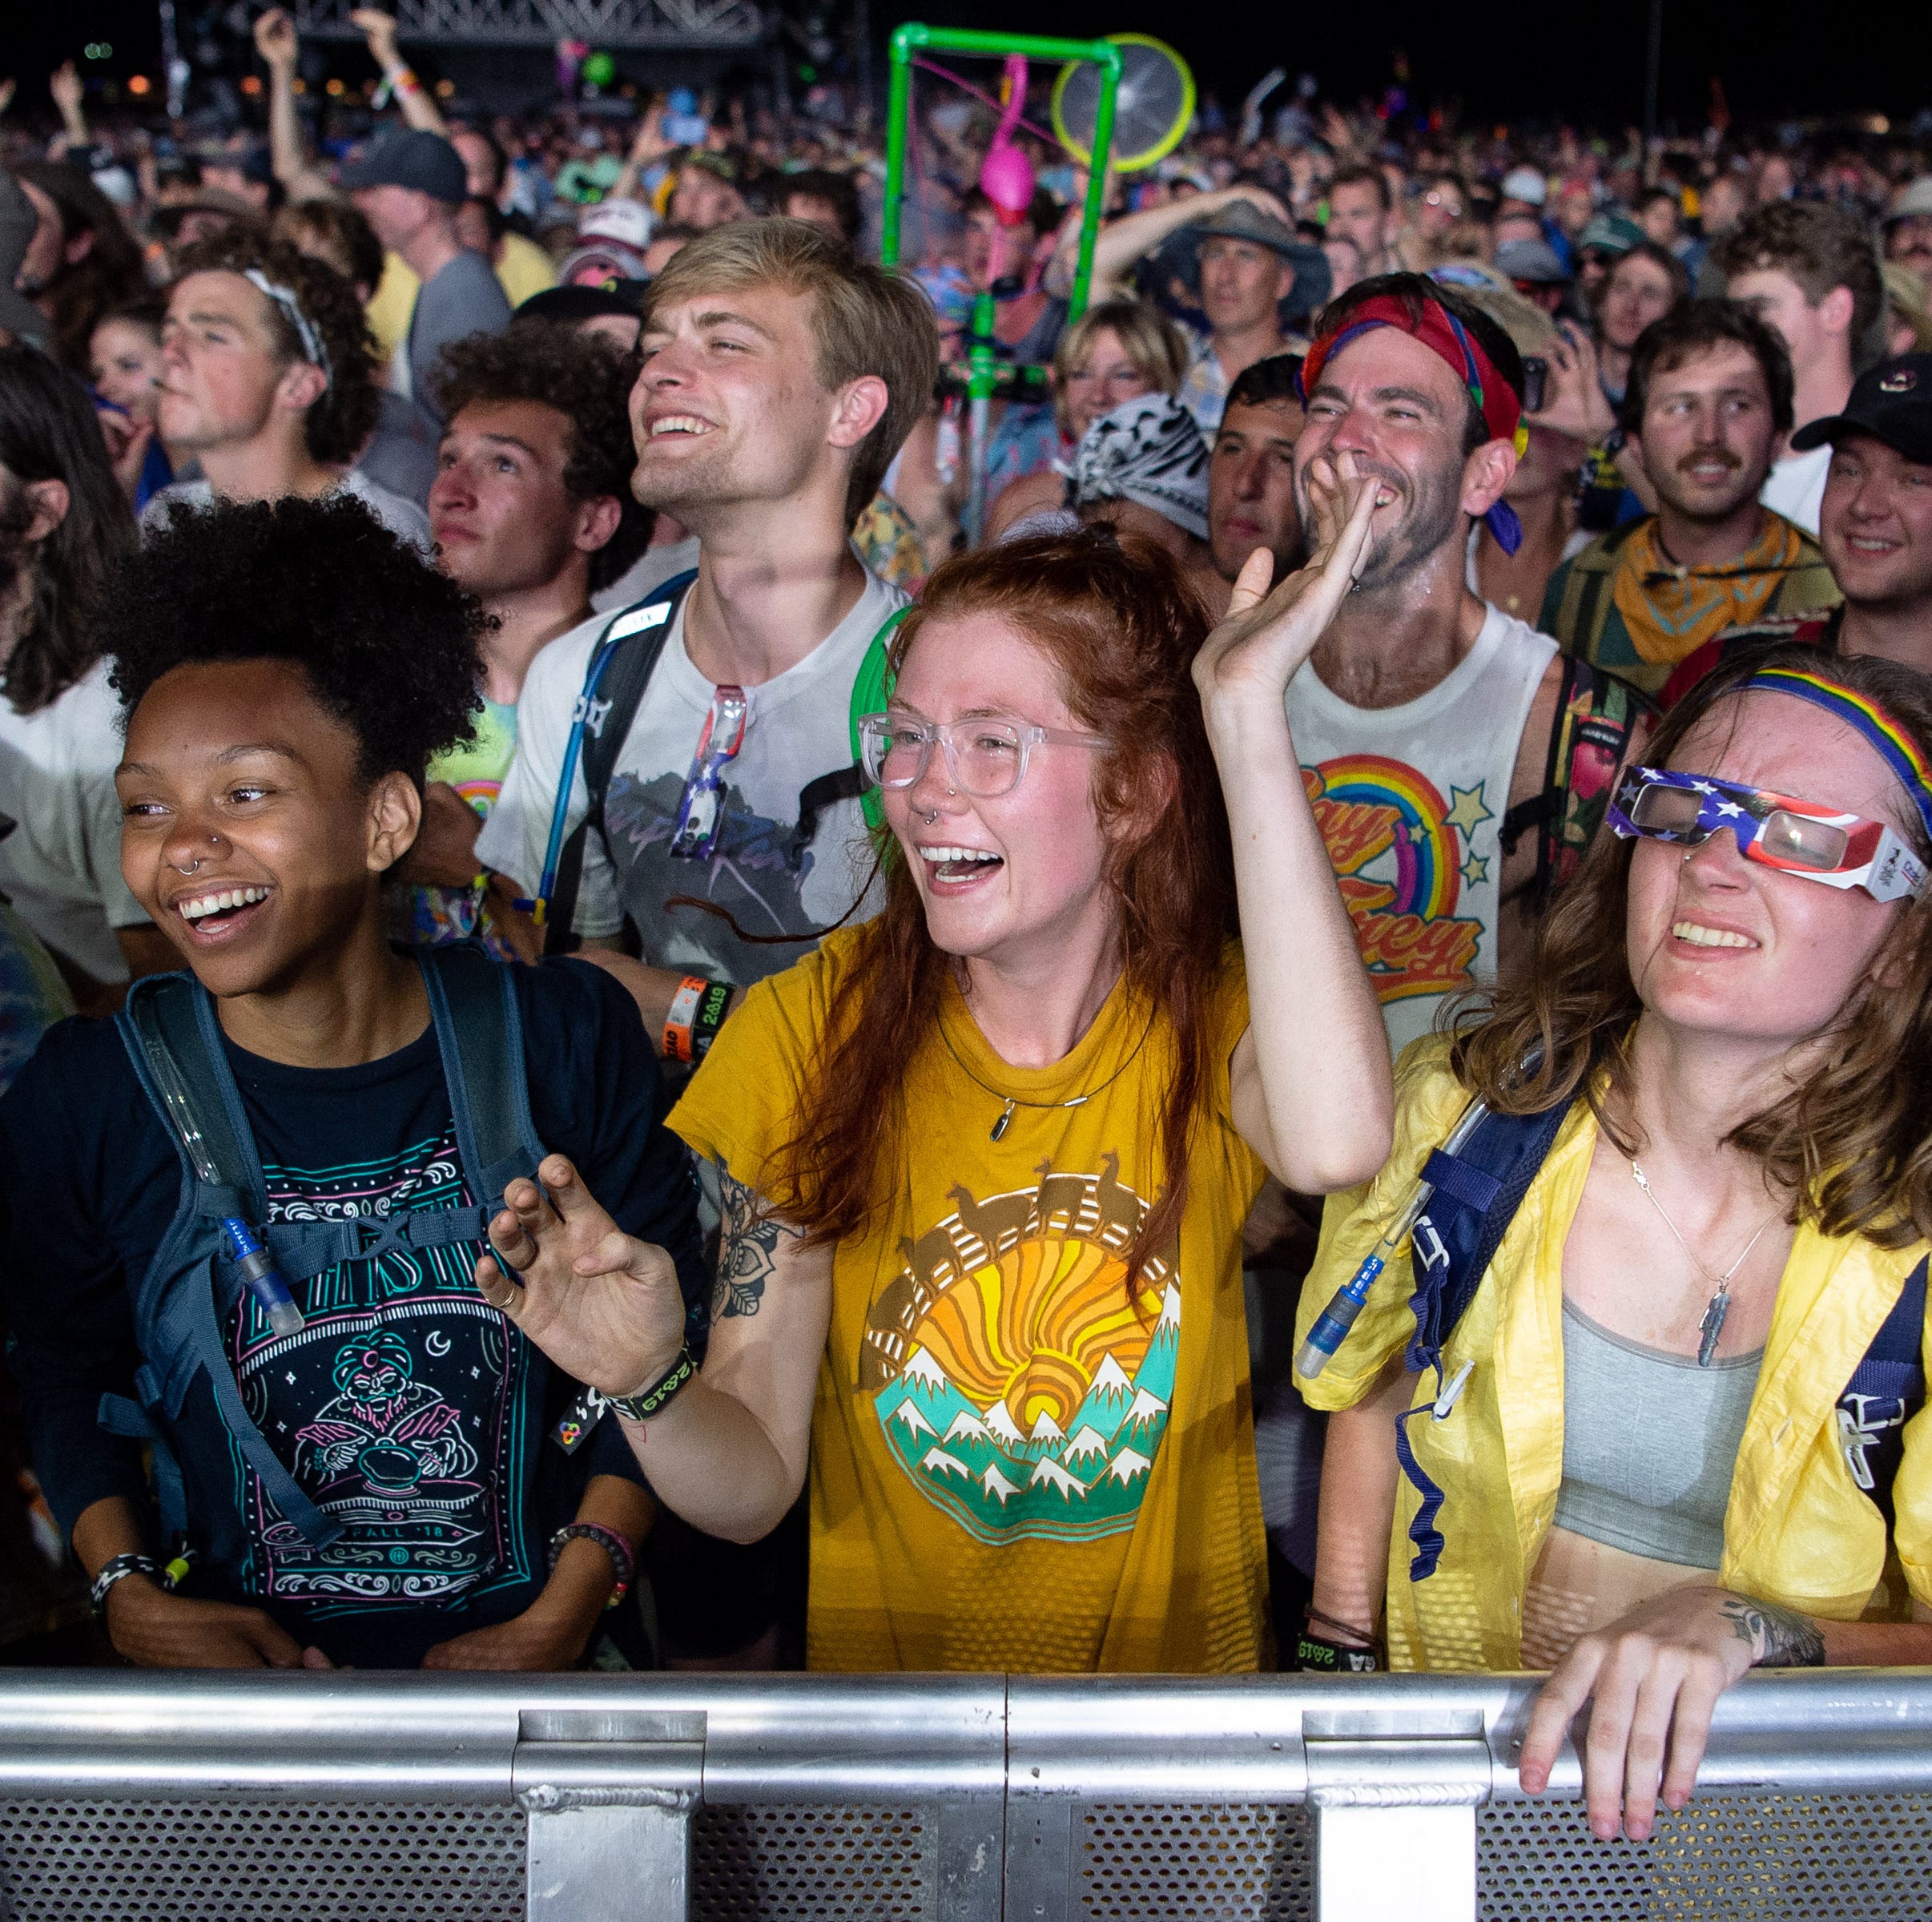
<box><xmin>1608</xmin><ymin>767</ymin><xmax>1929</xmax><ymax>902</ymax></box>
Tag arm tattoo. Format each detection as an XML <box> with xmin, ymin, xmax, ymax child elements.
<box><xmin>711</xmin><ymin>1171</ymin><xmax>791</xmax><ymax>1320</ymax></box>
<box><xmin>1719</xmin><ymin>1595</ymin><xmax>1827</xmax><ymax>1668</ymax></box>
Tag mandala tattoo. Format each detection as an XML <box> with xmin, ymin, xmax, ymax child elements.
<box><xmin>1719</xmin><ymin>1595</ymin><xmax>1826</xmax><ymax>1668</ymax></box>
<box><xmin>713</xmin><ymin>1171</ymin><xmax>789</xmax><ymax>1320</ymax></box>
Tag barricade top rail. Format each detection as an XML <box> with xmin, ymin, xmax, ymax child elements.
<box><xmin>5</xmin><ymin>1666</ymin><xmax>1932</xmax><ymax>1804</ymax></box>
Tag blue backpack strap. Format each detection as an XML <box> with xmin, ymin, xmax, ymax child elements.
<box><xmin>1836</xmin><ymin>1255</ymin><xmax>1928</xmax><ymax>1531</ymax></box>
<box><xmin>537</xmin><ymin>571</ymin><xmax>696</xmax><ymax>957</ymax></box>
<box><xmin>417</xmin><ymin>942</ymin><xmax>545</xmax><ymax>1212</ymax></box>
<box><xmin>115</xmin><ymin>975</ymin><xmax>342</xmax><ymax>1550</ymax></box>
<box><xmin>1396</xmin><ymin>1096</ymin><xmax>1576</xmax><ymax>1582</ymax></box>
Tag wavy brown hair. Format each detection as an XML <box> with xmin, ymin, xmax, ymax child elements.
<box><xmin>1451</xmin><ymin>642</ymin><xmax>1932</xmax><ymax>1247</ymax></box>
<box><xmin>767</xmin><ymin>527</ymin><xmax>1237</xmax><ymax>1281</ymax></box>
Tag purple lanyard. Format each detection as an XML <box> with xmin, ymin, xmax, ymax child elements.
<box><xmin>669</xmin><ymin>683</ymin><xmax>748</xmax><ymax>860</ymax></box>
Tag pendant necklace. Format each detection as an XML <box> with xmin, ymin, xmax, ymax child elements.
<box><xmin>936</xmin><ymin>1008</ymin><xmax>1156</xmax><ymax>1142</ymax></box>
<box><xmin>1628</xmin><ymin>1158</ymin><xmax>1779</xmax><ymax>1367</ymax></box>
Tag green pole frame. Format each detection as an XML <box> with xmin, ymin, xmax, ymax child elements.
<box><xmin>881</xmin><ymin>22</ymin><xmax>1122</xmax><ymax>322</ymax></box>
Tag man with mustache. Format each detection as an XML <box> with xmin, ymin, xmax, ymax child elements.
<box><xmin>1542</xmin><ymin>302</ymin><xmax>1838</xmax><ymax>698</ymax></box>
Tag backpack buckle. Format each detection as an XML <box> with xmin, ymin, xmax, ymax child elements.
<box><xmin>1838</xmin><ymin>1393</ymin><xmax>1906</xmax><ymax>1493</ymax></box>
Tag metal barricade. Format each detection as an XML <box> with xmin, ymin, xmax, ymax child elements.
<box><xmin>2</xmin><ymin>1668</ymin><xmax>1931</xmax><ymax>1921</ymax></box>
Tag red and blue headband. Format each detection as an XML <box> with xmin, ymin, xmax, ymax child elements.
<box><xmin>1744</xmin><ymin>666</ymin><xmax>1932</xmax><ymax>850</ymax></box>
<box><xmin>1297</xmin><ymin>292</ymin><xmax>1529</xmax><ymax>554</ymax></box>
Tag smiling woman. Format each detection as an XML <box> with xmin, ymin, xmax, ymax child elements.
<box><xmin>0</xmin><ymin>494</ymin><xmax>707</xmax><ymax>1676</ymax></box>
<box><xmin>1298</xmin><ymin>640</ymin><xmax>1932</xmax><ymax>1841</ymax></box>
<box><xmin>468</xmin><ymin>512</ymin><xmax>1398</xmax><ymax>1675</ymax></box>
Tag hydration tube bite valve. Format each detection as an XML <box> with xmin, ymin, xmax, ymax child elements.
<box><xmin>1293</xmin><ymin>1094</ymin><xmax>1493</xmax><ymax>1382</ymax></box>
<box><xmin>223</xmin><ymin>1218</ymin><xmax>305</xmax><ymax>1338</ymax></box>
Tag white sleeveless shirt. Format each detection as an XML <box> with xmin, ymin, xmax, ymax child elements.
<box><xmin>1286</xmin><ymin>604</ymin><xmax>1557</xmax><ymax>1057</ymax></box>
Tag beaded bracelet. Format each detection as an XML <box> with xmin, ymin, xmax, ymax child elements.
<box><xmin>548</xmin><ymin>1521</ymin><xmax>635</xmax><ymax>1609</ymax></box>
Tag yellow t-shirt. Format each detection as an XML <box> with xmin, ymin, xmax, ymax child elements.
<box><xmin>668</xmin><ymin>925</ymin><xmax>1272</xmax><ymax>1674</ymax></box>
<box><xmin>364</xmin><ymin>236</ymin><xmax>557</xmax><ymax>366</ymax></box>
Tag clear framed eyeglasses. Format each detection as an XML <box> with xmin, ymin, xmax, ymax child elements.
<box><xmin>857</xmin><ymin>711</ymin><xmax>1111</xmax><ymax>800</ymax></box>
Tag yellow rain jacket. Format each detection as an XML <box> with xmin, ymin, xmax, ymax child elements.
<box><xmin>1296</xmin><ymin>1036</ymin><xmax>1932</xmax><ymax>1672</ymax></box>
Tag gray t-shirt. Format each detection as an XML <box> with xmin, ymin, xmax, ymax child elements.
<box><xmin>407</xmin><ymin>248</ymin><xmax>513</xmax><ymax>422</ymax></box>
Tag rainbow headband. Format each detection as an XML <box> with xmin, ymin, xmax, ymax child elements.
<box><xmin>1745</xmin><ymin>666</ymin><xmax>1932</xmax><ymax>848</ymax></box>
<box><xmin>1297</xmin><ymin>291</ymin><xmax>1530</xmax><ymax>555</ymax></box>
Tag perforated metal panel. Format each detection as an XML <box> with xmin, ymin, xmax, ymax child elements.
<box><xmin>1479</xmin><ymin>1791</ymin><xmax>1932</xmax><ymax>1919</ymax></box>
<box><xmin>0</xmin><ymin>1800</ymin><xmax>525</xmax><ymax>1921</ymax></box>
<box><xmin>691</xmin><ymin>1804</ymin><xmax>936</xmax><ymax>1921</ymax></box>
<box><xmin>1078</xmin><ymin>1803</ymin><xmax>1313</xmax><ymax>1921</ymax></box>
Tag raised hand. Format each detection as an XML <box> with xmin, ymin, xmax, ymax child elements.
<box><xmin>473</xmin><ymin>1155</ymin><xmax>688</xmax><ymax>1399</ymax></box>
<box><xmin>350</xmin><ymin>7</ymin><xmax>401</xmax><ymax>64</ymax></box>
<box><xmin>253</xmin><ymin>8</ymin><xmax>300</xmax><ymax>71</ymax></box>
<box><xmin>49</xmin><ymin>61</ymin><xmax>83</xmax><ymax>118</ymax></box>
<box><xmin>1193</xmin><ymin>456</ymin><xmax>1384</xmax><ymax>714</ymax></box>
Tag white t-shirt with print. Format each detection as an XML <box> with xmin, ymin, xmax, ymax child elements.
<box><xmin>479</xmin><ymin>570</ymin><xmax>907</xmax><ymax>985</ymax></box>
<box><xmin>0</xmin><ymin>658</ymin><xmax>147</xmax><ymax>984</ymax></box>
<box><xmin>142</xmin><ymin>469</ymin><xmax>432</xmax><ymax>551</ymax></box>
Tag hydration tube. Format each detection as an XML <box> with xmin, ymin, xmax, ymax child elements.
<box><xmin>1293</xmin><ymin>1091</ymin><xmax>1491</xmax><ymax>1382</ymax></box>
<box><xmin>140</xmin><ymin>1026</ymin><xmax>306</xmax><ymax>1339</ymax></box>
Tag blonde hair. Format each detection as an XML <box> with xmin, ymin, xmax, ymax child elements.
<box><xmin>1052</xmin><ymin>299</ymin><xmax>1191</xmax><ymax>438</ymax></box>
<box><xmin>642</xmin><ymin>217</ymin><xmax>940</xmax><ymax>527</ymax></box>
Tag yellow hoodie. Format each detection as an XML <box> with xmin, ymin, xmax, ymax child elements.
<box><xmin>1295</xmin><ymin>1035</ymin><xmax>1932</xmax><ymax>1671</ymax></box>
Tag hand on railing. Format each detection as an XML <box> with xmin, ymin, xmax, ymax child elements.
<box><xmin>1517</xmin><ymin>1582</ymin><xmax>1823</xmax><ymax>1843</ymax></box>
<box><xmin>474</xmin><ymin>1155</ymin><xmax>689</xmax><ymax>1400</ymax></box>
<box><xmin>103</xmin><ymin>1574</ymin><xmax>332</xmax><ymax>1670</ymax></box>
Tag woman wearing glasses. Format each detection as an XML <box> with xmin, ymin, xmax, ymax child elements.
<box><xmin>1298</xmin><ymin>644</ymin><xmax>1932</xmax><ymax>1839</ymax></box>
<box><xmin>472</xmin><ymin>474</ymin><xmax>1396</xmax><ymax>1674</ymax></box>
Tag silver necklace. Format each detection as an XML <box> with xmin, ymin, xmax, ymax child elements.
<box><xmin>936</xmin><ymin>1009</ymin><xmax>1155</xmax><ymax>1142</ymax></box>
<box><xmin>1628</xmin><ymin>1159</ymin><xmax>1778</xmax><ymax>1367</ymax></box>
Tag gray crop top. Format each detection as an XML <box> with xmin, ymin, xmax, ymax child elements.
<box><xmin>1553</xmin><ymin>1299</ymin><xmax>1765</xmax><ymax>1569</ymax></box>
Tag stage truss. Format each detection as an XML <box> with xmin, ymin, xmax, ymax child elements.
<box><xmin>291</xmin><ymin>0</ymin><xmax>765</xmax><ymax>50</ymax></box>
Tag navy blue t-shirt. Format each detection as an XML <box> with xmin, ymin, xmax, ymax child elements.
<box><xmin>0</xmin><ymin>956</ymin><xmax>704</xmax><ymax>1667</ymax></box>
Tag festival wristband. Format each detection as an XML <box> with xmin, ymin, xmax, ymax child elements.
<box><xmin>603</xmin><ymin>1340</ymin><xmax>696</xmax><ymax>1424</ymax></box>
<box><xmin>662</xmin><ymin>974</ymin><xmax>706</xmax><ymax>1062</ymax></box>
<box><xmin>1294</xmin><ymin>1631</ymin><xmax>1382</xmax><ymax>1674</ymax></box>
<box><xmin>91</xmin><ymin>1553</ymin><xmax>163</xmax><ymax>1618</ymax></box>
<box><xmin>691</xmin><ymin>978</ymin><xmax>734</xmax><ymax>1061</ymax></box>
<box><xmin>392</xmin><ymin>66</ymin><xmax>422</xmax><ymax>96</ymax></box>
<box><xmin>548</xmin><ymin>1521</ymin><xmax>635</xmax><ymax>1609</ymax></box>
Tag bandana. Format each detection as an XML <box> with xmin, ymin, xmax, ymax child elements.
<box><xmin>1745</xmin><ymin>666</ymin><xmax>1932</xmax><ymax>850</ymax></box>
<box><xmin>244</xmin><ymin>268</ymin><xmax>331</xmax><ymax>389</ymax></box>
<box><xmin>1297</xmin><ymin>291</ymin><xmax>1527</xmax><ymax>554</ymax></box>
<box><xmin>1608</xmin><ymin>514</ymin><xmax>1808</xmax><ymax>666</ymax></box>
<box><xmin>1067</xmin><ymin>393</ymin><xmax>1210</xmax><ymax>541</ymax></box>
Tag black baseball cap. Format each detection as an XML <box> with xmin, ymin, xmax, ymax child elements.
<box><xmin>1791</xmin><ymin>353</ymin><xmax>1932</xmax><ymax>465</ymax></box>
<box><xmin>340</xmin><ymin>129</ymin><xmax>467</xmax><ymax>207</ymax></box>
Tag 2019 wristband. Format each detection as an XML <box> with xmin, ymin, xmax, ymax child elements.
<box><xmin>691</xmin><ymin>978</ymin><xmax>733</xmax><ymax>1060</ymax></box>
<box><xmin>603</xmin><ymin>1340</ymin><xmax>696</xmax><ymax>1424</ymax></box>
<box><xmin>91</xmin><ymin>1553</ymin><xmax>163</xmax><ymax>1618</ymax></box>
<box><xmin>1294</xmin><ymin>1631</ymin><xmax>1382</xmax><ymax>1674</ymax></box>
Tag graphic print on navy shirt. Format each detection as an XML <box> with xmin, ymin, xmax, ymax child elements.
<box><xmin>230</xmin><ymin>1119</ymin><xmax>529</xmax><ymax>1606</ymax></box>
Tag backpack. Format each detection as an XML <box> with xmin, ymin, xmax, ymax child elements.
<box><xmin>101</xmin><ymin>942</ymin><xmax>546</xmax><ymax>1554</ymax></box>
<box><xmin>1393</xmin><ymin>1094</ymin><xmax>1929</xmax><ymax>1583</ymax></box>
<box><xmin>529</xmin><ymin>571</ymin><xmax>909</xmax><ymax>957</ymax></box>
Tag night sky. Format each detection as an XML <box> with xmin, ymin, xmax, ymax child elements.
<box><xmin>11</xmin><ymin>0</ymin><xmax>1932</xmax><ymax>131</ymax></box>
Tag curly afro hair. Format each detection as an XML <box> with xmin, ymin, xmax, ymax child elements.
<box><xmin>431</xmin><ymin>326</ymin><xmax>652</xmax><ymax>593</ymax></box>
<box><xmin>171</xmin><ymin>230</ymin><xmax>380</xmax><ymax>466</ymax></box>
<box><xmin>104</xmin><ymin>494</ymin><xmax>485</xmax><ymax>789</ymax></box>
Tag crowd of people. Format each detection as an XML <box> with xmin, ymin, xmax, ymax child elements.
<box><xmin>4</xmin><ymin>26</ymin><xmax>1932</xmax><ymax>1842</ymax></box>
